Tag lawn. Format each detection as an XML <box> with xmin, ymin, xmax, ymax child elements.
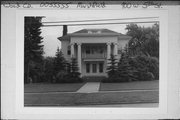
<box><xmin>25</xmin><ymin>90</ymin><xmax>158</xmax><ymax>106</ymax></box>
<box><xmin>100</xmin><ymin>80</ymin><xmax>159</xmax><ymax>91</ymax></box>
<box><xmin>24</xmin><ymin>82</ymin><xmax>86</xmax><ymax>93</ymax></box>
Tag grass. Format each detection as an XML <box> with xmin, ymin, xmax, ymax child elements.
<box><xmin>100</xmin><ymin>80</ymin><xmax>159</xmax><ymax>91</ymax></box>
<box><xmin>24</xmin><ymin>80</ymin><xmax>159</xmax><ymax>106</ymax></box>
<box><xmin>24</xmin><ymin>90</ymin><xmax>159</xmax><ymax>106</ymax></box>
<box><xmin>24</xmin><ymin>82</ymin><xmax>86</xmax><ymax>93</ymax></box>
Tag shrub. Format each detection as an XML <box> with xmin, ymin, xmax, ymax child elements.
<box><xmin>55</xmin><ymin>75</ymin><xmax>82</xmax><ymax>83</ymax></box>
<box><xmin>129</xmin><ymin>55</ymin><xmax>159</xmax><ymax>81</ymax></box>
<box><xmin>102</xmin><ymin>77</ymin><xmax>129</xmax><ymax>83</ymax></box>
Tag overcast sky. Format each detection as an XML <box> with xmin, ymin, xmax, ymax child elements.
<box><xmin>40</xmin><ymin>10</ymin><xmax>157</xmax><ymax>57</ymax></box>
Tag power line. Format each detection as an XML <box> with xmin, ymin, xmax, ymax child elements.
<box><xmin>42</xmin><ymin>21</ymin><xmax>159</xmax><ymax>27</ymax></box>
<box><xmin>42</xmin><ymin>17</ymin><xmax>159</xmax><ymax>24</ymax></box>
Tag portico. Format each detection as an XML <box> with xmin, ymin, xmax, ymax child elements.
<box><xmin>70</xmin><ymin>42</ymin><xmax>118</xmax><ymax>77</ymax></box>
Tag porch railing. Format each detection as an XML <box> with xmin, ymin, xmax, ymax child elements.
<box><xmin>82</xmin><ymin>54</ymin><xmax>106</xmax><ymax>59</ymax></box>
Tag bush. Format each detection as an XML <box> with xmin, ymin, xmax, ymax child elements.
<box><xmin>129</xmin><ymin>55</ymin><xmax>159</xmax><ymax>81</ymax></box>
<box><xmin>102</xmin><ymin>77</ymin><xmax>130</xmax><ymax>83</ymax></box>
<box><xmin>55</xmin><ymin>75</ymin><xmax>82</xmax><ymax>83</ymax></box>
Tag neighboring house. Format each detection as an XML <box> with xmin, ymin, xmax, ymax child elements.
<box><xmin>58</xmin><ymin>29</ymin><xmax>131</xmax><ymax>77</ymax></box>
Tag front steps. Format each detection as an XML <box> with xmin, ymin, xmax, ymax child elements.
<box><xmin>82</xmin><ymin>76</ymin><xmax>107</xmax><ymax>82</ymax></box>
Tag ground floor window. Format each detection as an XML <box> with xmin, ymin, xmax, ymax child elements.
<box><xmin>92</xmin><ymin>64</ymin><xmax>97</xmax><ymax>73</ymax></box>
<box><xmin>86</xmin><ymin>63</ymin><xmax>90</xmax><ymax>73</ymax></box>
<box><xmin>99</xmin><ymin>63</ymin><xmax>103</xmax><ymax>73</ymax></box>
<box><xmin>85</xmin><ymin>62</ymin><xmax>104</xmax><ymax>74</ymax></box>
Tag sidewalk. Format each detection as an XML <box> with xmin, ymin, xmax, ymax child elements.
<box><xmin>82</xmin><ymin>103</ymin><xmax>159</xmax><ymax>107</ymax></box>
<box><xmin>77</xmin><ymin>82</ymin><xmax>100</xmax><ymax>93</ymax></box>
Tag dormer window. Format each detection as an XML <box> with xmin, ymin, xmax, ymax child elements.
<box><xmin>97</xmin><ymin>30</ymin><xmax>101</xmax><ymax>34</ymax></box>
<box><xmin>87</xmin><ymin>30</ymin><xmax>102</xmax><ymax>34</ymax></box>
<box><xmin>88</xmin><ymin>30</ymin><xmax>92</xmax><ymax>34</ymax></box>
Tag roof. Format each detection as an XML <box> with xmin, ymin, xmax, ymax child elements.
<box><xmin>58</xmin><ymin>29</ymin><xmax>131</xmax><ymax>41</ymax></box>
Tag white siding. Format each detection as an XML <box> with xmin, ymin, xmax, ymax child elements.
<box><xmin>117</xmin><ymin>39</ymin><xmax>129</xmax><ymax>50</ymax></box>
<box><xmin>71</xmin><ymin>36</ymin><xmax>118</xmax><ymax>44</ymax></box>
<box><xmin>61</xmin><ymin>40</ymin><xmax>71</xmax><ymax>61</ymax></box>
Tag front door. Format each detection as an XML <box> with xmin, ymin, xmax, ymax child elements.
<box><xmin>85</xmin><ymin>62</ymin><xmax>104</xmax><ymax>76</ymax></box>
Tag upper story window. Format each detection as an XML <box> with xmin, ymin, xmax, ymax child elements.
<box><xmin>97</xmin><ymin>30</ymin><xmax>101</xmax><ymax>34</ymax></box>
<box><xmin>86</xmin><ymin>49</ymin><xmax>91</xmax><ymax>54</ymax></box>
<box><xmin>67</xmin><ymin>50</ymin><xmax>71</xmax><ymax>55</ymax></box>
<box><xmin>87</xmin><ymin>30</ymin><xmax>102</xmax><ymax>34</ymax></box>
<box><xmin>88</xmin><ymin>31</ymin><xmax>92</xmax><ymax>34</ymax></box>
<box><xmin>67</xmin><ymin>45</ymin><xmax>71</xmax><ymax>55</ymax></box>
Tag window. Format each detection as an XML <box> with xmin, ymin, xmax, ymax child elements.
<box><xmin>99</xmin><ymin>63</ymin><xmax>103</xmax><ymax>73</ymax></box>
<box><xmin>88</xmin><ymin>30</ymin><xmax>92</xmax><ymax>34</ymax></box>
<box><xmin>67</xmin><ymin>50</ymin><xmax>71</xmax><ymax>55</ymax></box>
<box><xmin>86</xmin><ymin>63</ymin><xmax>90</xmax><ymax>73</ymax></box>
<box><xmin>92</xmin><ymin>64</ymin><xmax>97</xmax><ymax>73</ymax></box>
<box><xmin>86</xmin><ymin>49</ymin><xmax>90</xmax><ymax>54</ymax></box>
<box><xmin>99</xmin><ymin>49</ymin><xmax>103</xmax><ymax>54</ymax></box>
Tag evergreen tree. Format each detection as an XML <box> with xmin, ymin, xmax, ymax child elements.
<box><xmin>54</xmin><ymin>47</ymin><xmax>66</xmax><ymax>74</ymax></box>
<box><xmin>24</xmin><ymin>17</ymin><xmax>44</xmax><ymax>83</ymax></box>
<box><xmin>44</xmin><ymin>57</ymin><xmax>55</xmax><ymax>83</ymax></box>
<box><xmin>118</xmin><ymin>53</ymin><xmax>134</xmax><ymax>82</ymax></box>
<box><xmin>70</xmin><ymin>57</ymin><xmax>80</xmax><ymax>78</ymax></box>
<box><xmin>106</xmin><ymin>54</ymin><xmax>118</xmax><ymax>78</ymax></box>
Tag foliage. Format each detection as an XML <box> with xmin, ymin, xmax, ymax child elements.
<box><xmin>102</xmin><ymin>77</ymin><xmax>127</xmax><ymax>83</ymax></box>
<box><xmin>117</xmin><ymin>52</ymin><xmax>134</xmax><ymax>82</ymax></box>
<box><xmin>24</xmin><ymin>17</ymin><xmax>44</xmax><ymax>83</ymax></box>
<box><xmin>55</xmin><ymin>57</ymin><xmax>82</xmax><ymax>83</ymax></box>
<box><xmin>106</xmin><ymin>54</ymin><xmax>118</xmax><ymax>78</ymax></box>
<box><xmin>43</xmin><ymin>57</ymin><xmax>55</xmax><ymax>83</ymax></box>
<box><xmin>54</xmin><ymin>47</ymin><xmax>67</xmax><ymax>75</ymax></box>
<box><xmin>126</xmin><ymin>23</ymin><xmax>159</xmax><ymax>58</ymax></box>
<box><xmin>69</xmin><ymin>57</ymin><xmax>81</xmax><ymax>78</ymax></box>
<box><xmin>129</xmin><ymin>55</ymin><xmax>159</xmax><ymax>80</ymax></box>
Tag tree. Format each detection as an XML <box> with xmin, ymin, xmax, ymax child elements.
<box><xmin>54</xmin><ymin>47</ymin><xmax>67</xmax><ymax>75</ymax></box>
<box><xmin>118</xmin><ymin>52</ymin><xmax>134</xmax><ymax>82</ymax></box>
<box><xmin>106</xmin><ymin>54</ymin><xmax>118</xmax><ymax>78</ymax></box>
<box><xmin>43</xmin><ymin>57</ymin><xmax>55</xmax><ymax>83</ymax></box>
<box><xmin>24</xmin><ymin>17</ymin><xmax>44</xmax><ymax>83</ymax></box>
<box><xmin>126</xmin><ymin>23</ymin><xmax>159</xmax><ymax>58</ymax></box>
<box><xmin>69</xmin><ymin>57</ymin><xmax>80</xmax><ymax>78</ymax></box>
<box><xmin>129</xmin><ymin>55</ymin><xmax>158</xmax><ymax>81</ymax></box>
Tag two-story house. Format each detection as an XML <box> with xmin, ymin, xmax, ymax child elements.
<box><xmin>58</xmin><ymin>29</ymin><xmax>131</xmax><ymax>78</ymax></box>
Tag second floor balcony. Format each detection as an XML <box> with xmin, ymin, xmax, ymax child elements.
<box><xmin>82</xmin><ymin>53</ymin><xmax>106</xmax><ymax>59</ymax></box>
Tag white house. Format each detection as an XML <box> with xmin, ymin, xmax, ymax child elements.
<box><xmin>58</xmin><ymin>29</ymin><xmax>131</xmax><ymax>78</ymax></box>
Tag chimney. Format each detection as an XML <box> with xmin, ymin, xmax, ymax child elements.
<box><xmin>63</xmin><ymin>25</ymin><xmax>68</xmax><ymax>36</ymax></box>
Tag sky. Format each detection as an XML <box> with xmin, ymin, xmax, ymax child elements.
<box><xmin>40</xmin><ymin>10</ymin><xmax>157</xmax><ymax>57</ymax></box>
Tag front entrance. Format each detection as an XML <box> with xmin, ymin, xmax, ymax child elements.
<box><xmin>84</xmin><ymin>62</ymin><xmax>105</xmax><ymax>76</ymax></box>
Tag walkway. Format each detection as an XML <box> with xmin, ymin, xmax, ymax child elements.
<box><xmin>77</xmin><ymin>82</ymin><xmax>100</xmax><ymax>93</ymax></box>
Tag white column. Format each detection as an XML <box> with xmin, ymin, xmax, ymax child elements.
<box><xmin>77</xmin><ymin>43</ymin><xmax>82</xmax><ymax>75</ymax></box>
<box><xmin>113</xmin><ymin>43</ymin><xmax>118</xmax><ymax>56</ymax></box>
<box><xmin>106</xmin><ymin>42</ymin><xmax>111</xmax><ymax>60</ymax></box>
<box><xmin>70</xmin><ymin>43</ymin><xmax>75</xmax><ymax>58</ymax></box>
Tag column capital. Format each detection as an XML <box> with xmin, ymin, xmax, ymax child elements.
<box><xmin>77</xmin><ymin>42</ymin><xmax>82</xmax><ymax>46</ymax></box>
<box><xmin>113</xmin><ymin>42</ymin><xmax>118</xmax><ymax>45</ymax></box>
<box><xmin>70</xmin><ymin>42</ymin><xmax>75</xmax><ymax>46</ymax></box>
<box><xmin>106</xmin><ymin>42</ymin><xmax>111</xmax><ymax>45</ymax></box>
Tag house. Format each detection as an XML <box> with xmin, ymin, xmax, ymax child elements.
<box><xmin>58</xmin><ymin>29</ymin><xmax>131</xmax><ymax>78</ymax></box>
